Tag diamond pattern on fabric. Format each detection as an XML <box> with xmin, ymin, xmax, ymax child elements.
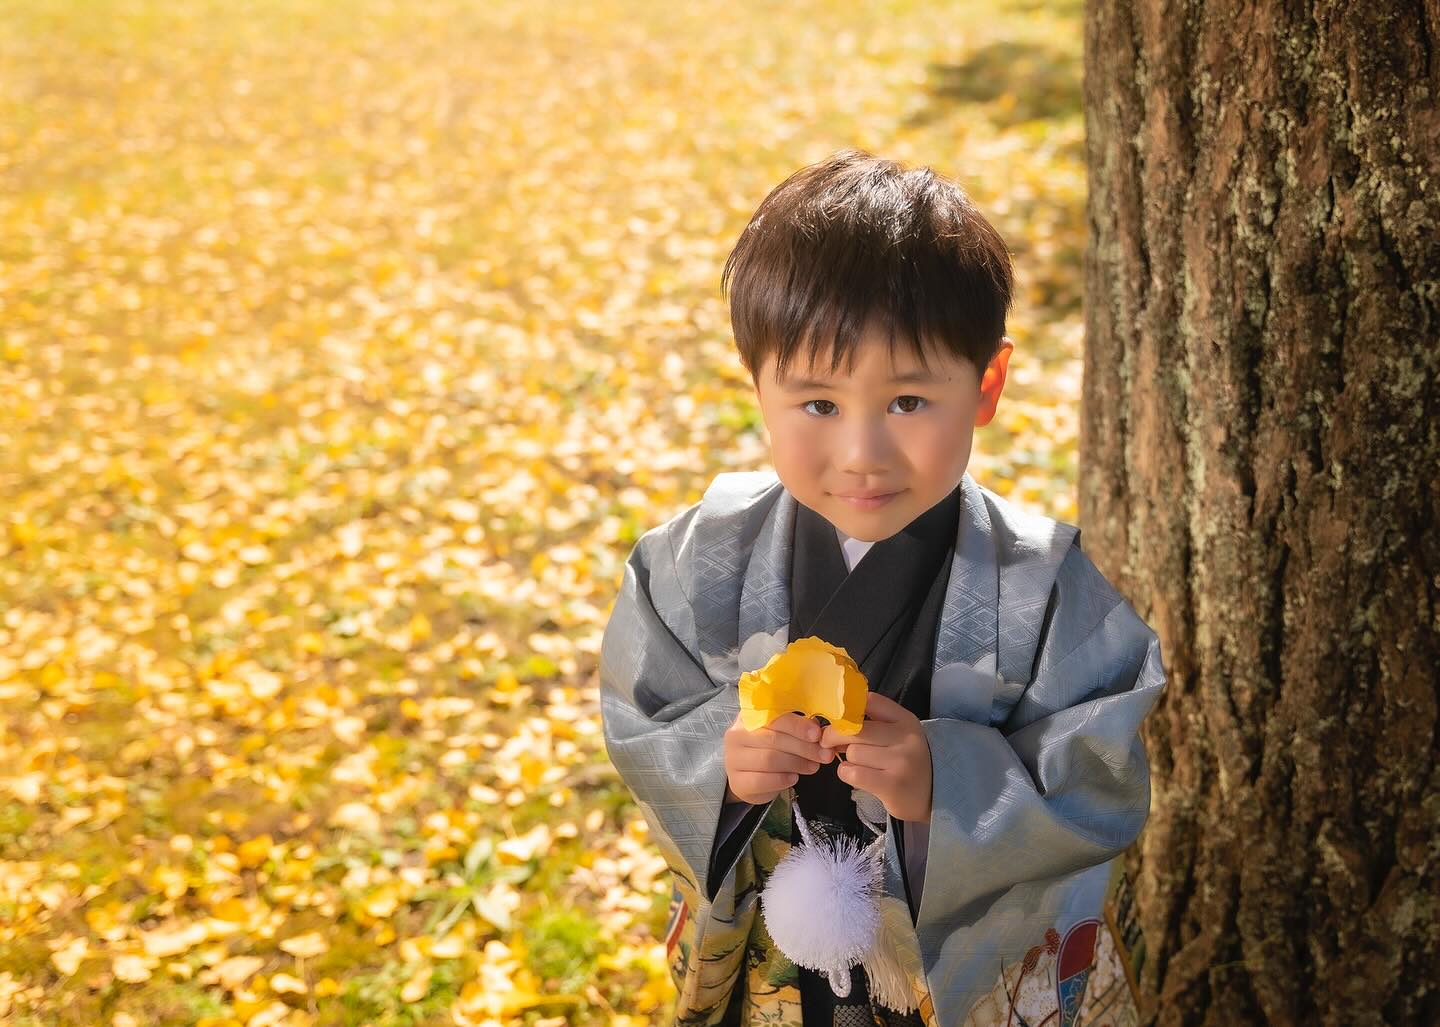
<box><xmin>599</xmin><ymin>469</ymin><xmax>1167</xmax><ymax>1026</ymax></box>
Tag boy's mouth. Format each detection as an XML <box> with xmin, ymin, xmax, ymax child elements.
<box><xmin>833</xmin><ymin>490</ymin><xmax>903</xmax><ymax>509</ymax></box>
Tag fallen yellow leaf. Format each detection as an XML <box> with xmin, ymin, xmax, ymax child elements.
<box><xmin>268</xmin><ymin>971</ymin><xmax>307</xmax><ymax>995</ymax></box>
<box><xmin>113</xmin><ymin>953</ymin><xmax>154</xmax><ymax>983</ymax></box>
<box><xmin>50</xmin><ymin>936</ymin><xmax>89</xmax><ymax>976</ymax></box>
<box><xmin>212</xmin><ymin>954</ymin><xmax>265</xmax><ymax>991</ymax></box>
<box><xmin>140</xmin><ymin>921</ymin><xmax>209</xmax><ymax>958</ymax></box>
<box><xmin>278</xmin><ymin>931</ymin><xmax>327</xmax><ymax>959</ymax></box>
<box><xmin>496</xmin><ymin>824</ymin><xmax>551</xmax><ymax>864</ymax></box>
<box><xmin>236</xmin><ymin>834</ymin><xmax>274</xmax><ymax>869</ymax></box>
<box><xmin>400</xmin><ymin>964</ymin><xmax>432</xmax><ymax>1002</ymax></box>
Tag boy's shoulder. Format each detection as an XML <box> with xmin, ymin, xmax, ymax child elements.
<box><xmin>968</xmin><ymin>477</ymin><xmax>1078</xmax><ymax>553</ymax></box>
<box><xmin>629</xmin><ymin>471</ymin><xmax>785</xmax><ymax>586</ymax></box>
<box><xmin>975</xmin><ymin>482</ymin><xmax>1144</xmax><ymax>643</ymax></box>
<box><xmin>700</xmin><ymin>469</ymin><xmax>785</xmax><ymax>509</ymax></box>
<box><xmin>639</xmin><ymin>470</ymin><xmax>784</xmax><ymax>547</ymax></box>
<box><xmin>964</xmin><ymin>479</ymin><xmax>1147</xmax><ymax>653</ymax></box>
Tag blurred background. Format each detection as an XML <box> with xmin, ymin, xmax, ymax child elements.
<box><xmin>0</xmin><ymin>1</ymin><xmax>1085</xmax><ymax>1023</ymax></box>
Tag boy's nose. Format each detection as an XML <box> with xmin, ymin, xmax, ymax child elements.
<box><xmin>837</xmin><ymin>423</ymin><xmax>895</xmax><ymax>472</ymax></box>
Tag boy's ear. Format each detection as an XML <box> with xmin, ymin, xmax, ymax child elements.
<box><xmin>973</xmin><ymin>337</ymin><xmax>1014</xmax><ymax>428</ymax></box>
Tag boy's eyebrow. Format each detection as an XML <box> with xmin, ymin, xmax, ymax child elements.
<box><xmin>778</xmin><ymin>370</ymin><xmax>940</xmax><ymax>390</ymax></box>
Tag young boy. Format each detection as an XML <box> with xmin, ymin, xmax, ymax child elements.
<box><xmin>599</xmin><ymin>150</ymin><xmax>1166</xmax><ymax>1026</ymax></box>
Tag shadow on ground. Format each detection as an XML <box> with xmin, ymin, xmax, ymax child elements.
<box><xmin>907</xmin><ymin>39</ymin><xmax>1082</xmax><ymax>131</ymax></box>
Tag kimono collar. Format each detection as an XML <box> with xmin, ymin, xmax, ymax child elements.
<box><xmin>790</xmin><ymin>486</ymin><xmax>962</xmax><ymax>684</ymax></box>
<box><xmin>730</xmin><ymin>472</ymin><xmax>1004</xmax><ymax>685</ymax></box>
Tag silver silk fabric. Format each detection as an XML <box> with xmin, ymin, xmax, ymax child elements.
<box><xmin>599</xmin><ymin>471</ymin><xmax>1167</xmax><ymax>1023</ymax></box>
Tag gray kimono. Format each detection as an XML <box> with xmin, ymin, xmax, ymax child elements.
<box><xmin>599</xmin><ymin>470</ymin><xmax>1167</xmax><ymax>1024</ymax></box>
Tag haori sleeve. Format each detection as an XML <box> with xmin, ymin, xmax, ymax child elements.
<box><xmin>597</xmin><ymin>509</ymin><xmax>759</xmax><ymax>905</ymax></box>
<box><xmin>913</xmin><ymin>542</ymin><xmax>1167</xmax><ymax>936</ymax></box>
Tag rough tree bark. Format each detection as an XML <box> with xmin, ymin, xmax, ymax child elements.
<box><xmin>1081</xmin><ymin>2</ymin><xmax>1439</xmax><ymax>1025</ymax></box>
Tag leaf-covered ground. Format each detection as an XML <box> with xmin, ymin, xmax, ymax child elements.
<box><xmin>0</xmin><ymin>1</ymin><xmax>1085</xmax><ymax>1023</ymax></box>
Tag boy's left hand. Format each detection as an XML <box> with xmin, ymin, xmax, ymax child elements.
<box><xmin>819</xmin><ymin>692</ymin><xmax>932</xmax><ymax>824</ymax></box>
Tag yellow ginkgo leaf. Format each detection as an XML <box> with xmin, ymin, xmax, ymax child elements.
<box><xmin>50</xmin><ymin>936</ymin><xmax>89</xmax><ymax>976</ymax></box>
<box><xmin>278</xmin><ymin>931</ymin><xmax>328</xmax><ymax>959</ymax></box>
<box><xmin>400</xmin><ymin>964</ymin><xmax>433</xmax><ymax>1002</ymax></box>
<box><xmin>113</xmin><ymin>953</ymin><xmax>154</xmax><ymax>983</ymax></box>
<box><xmin>212</xmin><ymin>954</ymin><xmax>265</xmax><ymax>991</ymax></box>
<box><xmin>236</xmin><ymin>834</ymin><xmax>274</xmax><ymax>869</ymax></box>
<box><xmin>737</xmin><ymin>636</ymin><xmax>868</xmax><ymax>735</ymax></box>
<box><xmin>140</xmin><ymin>921</ymin><xmax>209</xmax><ymax>958</ymax></box>
<box><xmin>269</xmin><ymin>972</ymin><xmax>308</xmax><ymax>995</ymax></box>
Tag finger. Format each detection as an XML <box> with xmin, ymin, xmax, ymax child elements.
<box><xmin>820</xmin><ymin>719</ymin><xmax>900</xmax><ymax>749</ymax></box>
<box><xmin>747</xmin><ymin>724</ymin><xmax>834</xmax><ymax>765</ymax></box>
<box><xmin>817</xmin><ymin>695</ymin><xmax>914</xmax><ymax>745</ymax></box>
<box><xmin>766</xmin><ymin>711</ymin><xmax>824</xmax><ymax>744</ymax></box>
<box><xmin>748</xmin><ymin>728</ymin><xmax>840</xmax><ymax>772</ymax></box>
<box><xmin>733</xmin><ymin>771</ymin><xmax>799</xmax><ymax>799</ymax></box>
<box><xmin>819</xmin><ymin>723</ymin><xmax>868</xmax><ymax>749</ymax></box>
<box><xmin>730</xmin><ymin>709</ymin><xmax>809</xmax><ymax>738</ymax></box>
<box><xmin>834</xmin><ymin>741</ymin><xmax>897</xmax><ymax>771</ymax></box>
<box><xmin>835</xmin><ymin>761</ymin><xmax>883</xmax><ymax>793</ymax></box>
<box><xmin>734</xmin><ymin>748</ymin><xmax>824</xmax><ymax>776</ymax></box>
<box><xmin>859</xmin><ymin>692</ymin><xmax>912</xmax><ymax>723</ymax></box>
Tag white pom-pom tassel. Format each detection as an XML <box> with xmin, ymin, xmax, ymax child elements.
<box><xmin>761</xmin><ymin>802</ymin><xmax>885</xmax><ymax>995</ymax></box>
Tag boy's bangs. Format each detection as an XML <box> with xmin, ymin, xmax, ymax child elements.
<box><xmin>763</xmin><ymin>301</ymin><xmax>942</xmax><ymax>387</ymax></box>
<box><xmin>722</xmin><ymin>149</ymin><xmax>1013</xmax><ymax>382</ymax></box>
<box><xmin>748</xmin><ymin>250</ymin><xmax>979</xmax><ymax>387</ymax></box>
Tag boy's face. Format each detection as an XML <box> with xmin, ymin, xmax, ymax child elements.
<box><xmin>752</xmin><ymin>319</ymin><xmax>1012</xmax><ymax>543</ymax></box>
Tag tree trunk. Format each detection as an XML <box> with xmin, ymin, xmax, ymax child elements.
<box><xmin>1080</xmin><ymin>2</ymin><xmax>1440</xmax><ymax>1024</ymax></box>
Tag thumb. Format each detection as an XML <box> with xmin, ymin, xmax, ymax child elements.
<box><xmin>860</xmin><ymin>691</ymin><xmax>911</xmax><ymax>723</ymax></box>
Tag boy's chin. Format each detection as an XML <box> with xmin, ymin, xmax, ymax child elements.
<box><xmin>820</xmin><ymin>492</ymin><xmax>911</xmax><ymax>540</ymax></box>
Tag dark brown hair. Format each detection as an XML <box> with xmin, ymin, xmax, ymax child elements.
<box><xmin>721</xmin><ymin>149</ymin><xmax>1013</xmax><ymax>385</ymax></box>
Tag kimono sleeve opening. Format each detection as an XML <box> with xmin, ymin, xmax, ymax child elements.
<box><xmin>598</xmin><ymin>521</ymin><xmax>746</xmax><ymax>904</ymax></box>
<box><xmin>708</xmin><ymin>799</ymin><xmax>771</xmax><ymax>903</ymax></box>
<box><xmin>902</xmin><ymin>818</ymin><xmax>930</xmax><ymax>913</ymax></box>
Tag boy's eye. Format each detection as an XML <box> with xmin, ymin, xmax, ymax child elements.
<box><xmin>800</xmin><ymin>396</ymin><xmax>928</xmax><ymax>416</ymax></box>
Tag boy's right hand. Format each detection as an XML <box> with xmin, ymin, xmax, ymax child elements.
<box><xmin>722</xmin><ymin>710</ymin><xmax>835</xmax><ymax>805</ymax></box>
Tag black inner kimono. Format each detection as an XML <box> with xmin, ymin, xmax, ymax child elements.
<box><xmin>787</xmin><ymin>483</ymin><xmax>961</xmax><ymax>1025</ymax></box>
